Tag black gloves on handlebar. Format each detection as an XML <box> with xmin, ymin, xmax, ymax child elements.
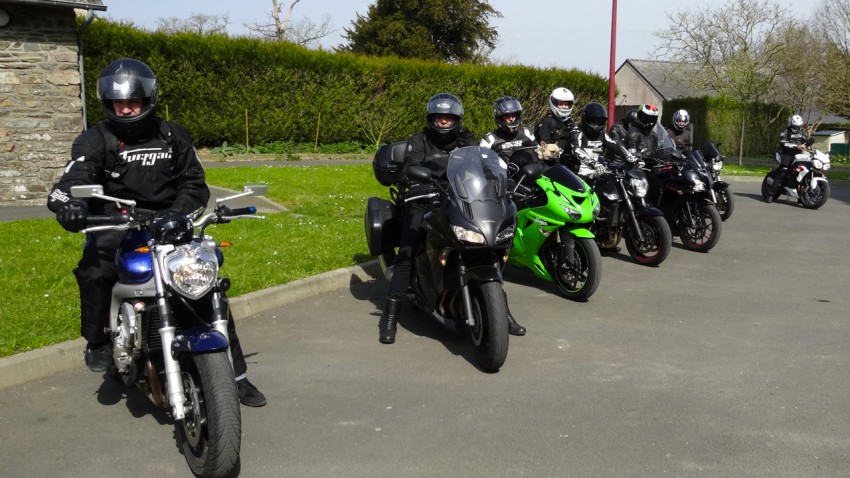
<box><xmin>56</xmin><ymin>200</ymin><xmax>87</xmax><ymax>232</ymax></box>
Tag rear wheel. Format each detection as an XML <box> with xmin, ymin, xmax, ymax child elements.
<box><xmin>798</xmin><ymin>176</ymin><xmax>830</xmax><ymax>209</ymax></box>
<box><xmin>761</xmin><ymin>172</ymin><xmax>781</xmax><ymax>202</ymax></box>
<box><xmin>467</xmin><ymin>281</ymin><xmax>508</xmax><ymax>373</ymax></box>
<box><xmin>178</xmin><ymin>351</ymin><xmax>241</xmax><ymax>478</ymax></box>
<box><xmin>625</xmin><ymin>215</ymin><xmax>672</xmax><ymax>267</ymax></box>
<box><xmin>551</xmin><ymin>233</ymin><xmax>602</xmax><ymax>301</ymax></box>
<box><xmin>715</xmin><ymin>185</ymin><xmax>735</xmax><ymax>221</ymax></box>
<box><xmin>677</xmin><ymin>203</ymin><xmax>722</xmax><ymax>252</ymax></box>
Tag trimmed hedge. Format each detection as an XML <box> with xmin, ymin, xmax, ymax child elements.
<box><xmin>662</xmin><ymin>96</ymin><xmax>791</xmax><ymax>157</ymax></box>
<box><xmin>81</xmin><ymin>20</ymin><xmax>609</xmax><ymax>147</ymax></box>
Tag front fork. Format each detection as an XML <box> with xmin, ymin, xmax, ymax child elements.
<box><xmin>150</xmin><ymin>246</ymin><xmax>187</xmax><ymax>420</ymax></box>
<box><xmin>149</xmin><ymin>248</ymin><xmax>233</xmax><ymax>421</ymax></box>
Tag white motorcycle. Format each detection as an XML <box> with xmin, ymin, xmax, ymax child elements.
<box><xmin>761</xmin><ymin>147</ymin><xmax>831</xmax><ymax>209</ymax></box>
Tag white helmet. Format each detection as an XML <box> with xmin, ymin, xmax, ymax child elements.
<box><xmin>672</xmin><ymin>109</ymin><xmax>689</xmax><ymax>132</ymax></box>
<box><xmin>789</xmin><ymin>114</ymin><xmax>803</xmax><ymax>132</ymax></box>
<box><xmin>549</xmin><ymin>87</ymin><xmax>575</xmax><ymax>120</ymax></box>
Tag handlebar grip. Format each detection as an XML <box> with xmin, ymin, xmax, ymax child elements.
<box><xmin>221</xmin><ymin>206</ymin><xmax>257</xmax><ymax>216</ymax></box>
<box><xmin>86</xmin><ymin>215</ymin><xmax>116</xmax><ymax>225</ymax></box>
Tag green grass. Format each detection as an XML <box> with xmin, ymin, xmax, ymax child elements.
<box><xmin>0</xmin><ymin>164</ymin><xmax>386</xmax><ymax>357</ymax></box>
<box><xmin>1</xmin><ymin>161</ymin><xmax>846</xmax><ymax>358</ymax></box>
<box><xmin>721</xmin><ymin>160</ymin><xmax>850</xmax><ymax>180</ymax></box>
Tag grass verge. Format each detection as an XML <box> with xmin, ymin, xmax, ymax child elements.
<box><xmin>0</xmin><ymin>164</ymin><xmax>385</xmax><ymax>357</ymax></box>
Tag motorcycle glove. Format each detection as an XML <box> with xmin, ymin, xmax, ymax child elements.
<box><xmin>56</xmin><ymin>200</ymin><xmax>88</xmax><ymax>232</ymax></box>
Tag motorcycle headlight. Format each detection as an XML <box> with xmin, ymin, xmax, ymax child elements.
<box><xmin>691</xmin><ymin>179</ymin><xmax>706</xmax><ymax>192</ymax></box>
<box><xmin>451</xmin><ymin>224</ymin><xmax>486</xmax><ymax>244</ymax></box>
<box><xmin>495</xmin><ymin>224</ymin><xmax>515</xmax><ymax>243</ymax></box>
<box><xmin>630</xmin><ymin>177</ymin><xmax>649</xmax><ymax>198</ymax></box>
<box><xmin>560</xmin><ymin>204</ymin><xmax>582</xmax><ymax>221</ymax></box>
<box><xmin>164</xmin><ymin>243</ymin><xmax>218</xmax><ymax>300</ymax></box>
<box><xmin>712</xmin><ymin>160</ymin><xmax>723</xmax><ymax>171</ymax></box>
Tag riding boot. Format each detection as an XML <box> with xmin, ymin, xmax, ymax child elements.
<box><xmin>379</xmin><ymin>297</ymin><xmax>402</xmax><ymax>344</ymax></box>
<box><xmin>767</xmin><ymin>168</ymin><xmax>786</xmax><ymax>203</ymax></box>
<box><xmin>504</xmin><ymin>291</ymin><xmax>526</xmax><ymax>336</ymax></box>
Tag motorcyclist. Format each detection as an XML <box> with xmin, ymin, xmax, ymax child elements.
<box><xmin>378</xmin><ymin>93</ymin><xmax>478</xmax><ymax>344</ymax></box>
<box><xmin>622</xmin><ymin>104</ymin><xmax>662</xmax><ymax>155</ymax></box>
<box><xmin>665</xmin><ymin>109</ymin><xmax>693</xmax><ymax>151</ymax></box>
<box><xmin>766</xmin><ymin>114</ymin><xmax>810</xmax><ymax>203</ymax></box>
<box><xmin>46</xmin><ymin>58</ymin><xmax>266</xmax><ymax>407</ymax></box>
<box><xmin>608</xmin><ymin>108</ymin><xmax>637</xmax><ymax>142</ymax></box>
<box><xmin>534</xmin><ymin>87</ymin><xmax>577</xmax><ymax>165</ymax></box>
<box><xmin>565</xmin><ymin>102</ymin><xmax>634</xmax><ymax>174</ymax></box>
<box><xmin>479</xmin><ymin>96</ymin><xmax>538</xmax><ymax>176</ymax></box>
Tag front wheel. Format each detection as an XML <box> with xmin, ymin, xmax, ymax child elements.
<box><xmin>624</xmin><ymin>215</ymin><xmax>672</xmax><ymax>267</ymax></box>
<box><xmin>467</xmin><ymin>281</ymin><xmax>509</xmax><ymax>373</ymax></box>
<box><xmin>551</xmin><ymin>233</ymin><xmax>602</xmax><ymax>301</ymax></box>
<box><xmin>677</xmin><ymin>202</ymin><xmax>722</xmax><ymax>252</ymax></box>
<box><xmin>178</xmin><ymin>351</ymin><xmax>241</xmax><ymax>478</ymax></box>
<box><xmin>715</xmin><ymin>185</ymin><xmax>735</xmax><ymax>221</ymax></box>
<box><xmin>798</xmin><ymin>176</ymin><xmax>830</xmax><ymax>209</ymax></box>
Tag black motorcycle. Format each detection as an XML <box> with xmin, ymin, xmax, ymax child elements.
<box><xmin>699</xmin><ymin>142</ymin><xmax>734</xmax><ymax>221</ymax></box>
<box><xmin>366</xmin><ymin>145</ymin><xmax>520</xmax><ymax>372</ymax></box>
<box><xmin>585</xmin><ymin>157</ymin><xmax>672</xmax><ymax>267</ymax></box>
<box><xmin>640</xmin><ymin>125</ymin><xmax>722</xmax><ymax>252</ymax></box>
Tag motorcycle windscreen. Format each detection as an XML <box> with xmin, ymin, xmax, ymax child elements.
<box><xmin>542</xmin><ymin>164</ymin><xmax>586</xmax><ymax>192</ymax></box>
<box><xmin>654</xmin><ymin>123</ymin><xmax>677</xmax><ymax>151</ymax></box>
<box><xmin>446</xmin><ymin>146</ymin><xmax>508</xmax><ymax>202</ymax></box>
<box><xmin>445</xmin><ymin>146</ymin><xmax>512</xmax><ymax>244</ymax></box>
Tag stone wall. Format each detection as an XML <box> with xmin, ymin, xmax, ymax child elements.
<box><xmin>0</xmin><ymin>5</ymin><xmax>82</xmax><ymax>206</ymax></box>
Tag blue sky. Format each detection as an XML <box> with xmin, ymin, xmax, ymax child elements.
<box><xmin>102</xmin><ymin>0</ymin><xmax>819</xmax><ymax>76</ymax></box>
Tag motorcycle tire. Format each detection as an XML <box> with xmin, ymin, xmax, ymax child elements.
<box><xmin>715</xmin><ymin>185</ymin><xmax>735</xmax><ymax>221</ymax></box>
<box><xmin>467</xmin><ymin>281</ymin><xmax>509</xmax><ymax>373</ymax></box>
<box><xmin>624</xmin><ymin>215</ymin><xmax>672</xmax><ymax>267</ymax></box>
<box><xmin>798</xmin><ymin>177</ymin><xmax>830</xmax><ymax>209</ymax></box>
<box><xmin>760</xmin><ymin>173</ymin><xmax>781</xmax><ymax>202</ymax></box>
<box><xmin>178</xmin><ymin>351</ymin><xmax>242</xmax><ymax>478</ymax></box>
<box><xmin>677</xmin><ymin>203</ymin><xmax>722</xmax><ymax>252</ymax></box>
<box><xmin>552</xmin><ymin>233</ymin><xmax>602</xmax><ymax>302</ymax></box>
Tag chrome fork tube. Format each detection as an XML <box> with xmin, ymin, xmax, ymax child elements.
<box><xmin>151</xmin><ymin>245</ymin><xmax>186</xmax><ymax>420</ymax></box>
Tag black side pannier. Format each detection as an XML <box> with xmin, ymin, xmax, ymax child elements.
<box><xmin>365</xmin><ymin>196</ymin><xmax>400</xmax><ymax>256</ymax></box>
<box><xmin>372</xmin><ymin>141</ymin><xmax>409</xmax><ymax>186</ymax></box>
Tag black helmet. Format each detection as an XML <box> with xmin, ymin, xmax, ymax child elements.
<box><xmin>623</xmin><ymin>109</ymin><xmax>638</xmax><ymax>129</ymax></box>
<box><xmin>635</xmin><ymin>104</ymin><xmax>659</xmax><ymax>133</ymax></box>
<box><xmin>580</xmin><ymin>102</ymin><xmax>608</xmax><ymax>135</ymax></box>
<box><xmin>426</xmin><ymin>93</ymin><xmax>464</xmax><ymax>140</ymax></box>
<box><xmin>493</xmin><ymin>96</ymin><xmax>523</xmax><ymax>133</ymax></box>
<box><xmin>97</xmin><ymin>58</ymin><xmax>158</xmax><ymax>138</ymax></box>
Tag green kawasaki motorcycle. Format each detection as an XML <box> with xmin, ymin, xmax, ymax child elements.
<box><xmin>508</xmin><ymin>162</ymin><xmax>602</xmax><ymax>302</ymax></box>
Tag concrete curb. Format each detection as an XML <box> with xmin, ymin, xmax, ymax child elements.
<box><xmin>0</xmin><ymin>260</ymin><xmax>382</xmax><ymax>390</ymax></box>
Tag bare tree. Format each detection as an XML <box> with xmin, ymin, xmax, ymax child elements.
<box><xmin>654</xmin><ymin>0</ymin><xmax>793</xmax><ymax>162</ymax></box>
<box><xmin>814</xmin><ymin>0</ymin><xmax>850</xmax><ymax>120</ymax></box>
<box><xmin>243</xmin><ymin>0</ymin><xmax>334</xmax><ymax>47</ymax></box>
<box><xmin>155</xmin><ymin>13</ymin><xmax>230</xmax><ymax>35</ymax></box>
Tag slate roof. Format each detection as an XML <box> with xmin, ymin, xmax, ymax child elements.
<box><xmin>622</xmin><ymin>58</ymin><xmax>849</xmax><ymax>124</ymax></box>
<box><xmin>618</xmin><ymin>59</ymin><xmax>718</xmax><ymax>101</ymax></box>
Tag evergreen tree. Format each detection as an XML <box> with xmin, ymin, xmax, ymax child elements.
<box><xmin>339</xmin><ymin>0</ymin><xmax>501</xmax><ymax>63</ymax></box>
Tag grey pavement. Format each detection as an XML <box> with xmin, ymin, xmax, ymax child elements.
<box><xmin>1</xmin><ymin>177</ymin><xmax>850</xmax><ymax>477</ymax></box>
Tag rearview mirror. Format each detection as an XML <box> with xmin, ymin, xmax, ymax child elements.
<box><xmin>243</xmin><ymin>185</ymin><xmax>267</xmax><ymax>196</ymax></box>
<box><xmin>70</xmin><ymin>184</ymin><xmax>104</xmax><ymax>198</ymax></box>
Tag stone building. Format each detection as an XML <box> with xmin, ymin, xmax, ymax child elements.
<box><xmin>0</xmin><ymin>0</ymin><xmax>105</xmax><ymax>206</ymax></box>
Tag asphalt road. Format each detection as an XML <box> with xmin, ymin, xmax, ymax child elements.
<box><xmin>1</xmin><ymin>178</ymin><xmax>849</xmax><ymax>477</ymax></box>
